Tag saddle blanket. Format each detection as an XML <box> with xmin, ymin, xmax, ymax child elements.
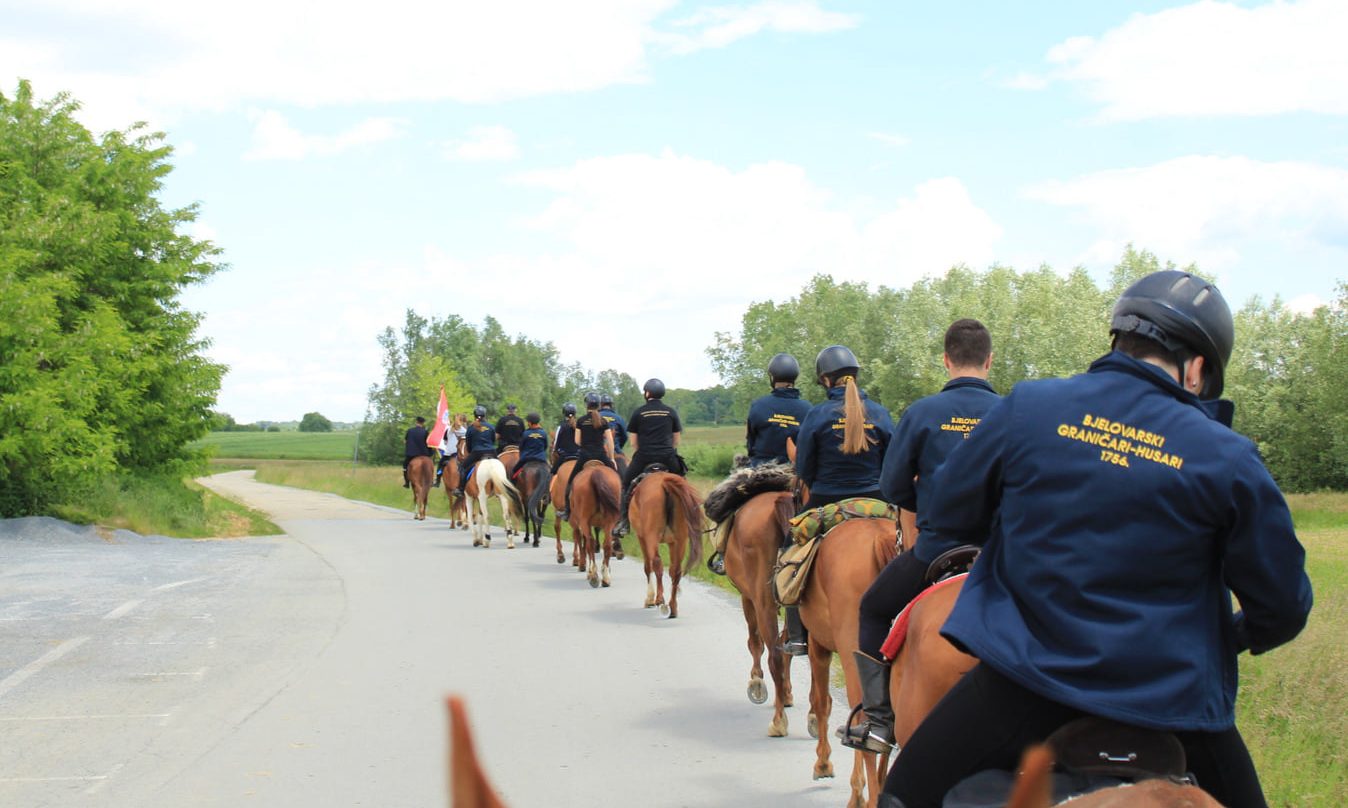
<box><xmin>789</xmin><ymin>497</ymin><xmax>895</xmax><ymax>546</ymax></box>
<box><xmin>880</xmin><ymin>572</ymin><xmax>968</xmax><ymax>661</ymax></box>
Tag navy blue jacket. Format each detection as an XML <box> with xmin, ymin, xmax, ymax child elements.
<box><xmin>880</xmin><ymin>376</ymin><xmax>1000</xmax><ymax>563</ymax></box>
<box><xmin>746</xmin><ymin>387</ymin><xmax>813</xmax><ymax>467</ymax></box>
<box><xmin>794</xmin><ymin>386</ymin><xmax>894</xmax><ymax>496</ymax></box>
<box><xmin>930</xmin><ymin>352</ymin><xmax>1312</xmax><ymax>731</ymax></box>
<box><xmin>600</xmin><ymin>408</ymin><xmax>628</xmax><ymax>451</ymax></box>
<box><xmin>404</xmin><ymin>425</ymin><xmax>432</xmax><ymax>458</ymax></box>
<box><xmin>517</xmin><ymin>427</ymin><xmax>549</xmax><ymax>465</ymax></box>
<box><xmin>464</xmin><ymin>421</ymin><xmax>497</xmax><ymax>454</ymax></box>
<box><xmin>553</xmin><ymin>422</ymin><xmax>579</xmax><ymax>459</ymax></box>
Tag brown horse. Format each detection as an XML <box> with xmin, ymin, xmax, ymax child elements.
<box><xmin>798</xmin><ymin>517</ymin><xmax>898</xmax><ymax>807</ymax></box>
<box><xmin>497</xmin><ymin>446</ymin><xmax>519</xmax><ymax>477</ymax></box>
<box><xmin>723</xmin><ymin>490</ymin><xmax>800</xmax><ymax>736</ymax></box>
<box><xmin>884</xmin><ymin>576</ymin><xmax>977</xmax><ymax>752</ymax></box>
<box><xmin>512</xmin><ymin>460</ymin><xmax>550</xmax><ymax>549</ymax></box>
<box><xmin>548</xmin><ymin>459</ymin><xmax>576</xmax><ymax>564</ymax></box>
<box><xmin>441</xmin><ymin>458</ymin><xmax>468</xmax><ymax>530</ymax></box>
<box><xmin>568</xmin><ymin>462</ymin><xmax>623</xmax><ymax>588</ymax></box>
<box><xmin>628</xmin><ymin>472</ymin><xmax>704</xmax><ymax>618</ymax></box>
<box><xmin>409</xmin><ymin>455</ymin><xmax>434</xmax><ymax>520</ymax></box>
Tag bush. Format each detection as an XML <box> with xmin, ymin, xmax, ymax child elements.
<box><xmin>681</xmin><ymin>443</ymin><xmax>738</xmax><ymax>478</ymax></box>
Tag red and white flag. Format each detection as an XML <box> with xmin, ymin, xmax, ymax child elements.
<box><xmin>427</xmin><ymin>385</ymin><xmax>450</xmax><ymax>448</ymax></box>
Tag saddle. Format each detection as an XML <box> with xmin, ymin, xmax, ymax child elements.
<box><xmin>788</xmin><ymin>497</ymin><xmax>895</xmax><ymax>546</ymax></box>
<box><xmin>581</xmin><ymin>459</ymin><xmax>613</xmax><ymax>470</ymax></box>
<box><xmin>943</xmin><ymin>718</ymin><xmax>1193</xmax><ymax>808</ymax></box>
<box><xmin>924</xmin><ymin>544</ymin><xmax>979</xmax><ymax>585</ymax></box>
<box><xmin>879</xmin><ymin>572</ymin><xmax>968</xmax><ymax>660</ymax></box>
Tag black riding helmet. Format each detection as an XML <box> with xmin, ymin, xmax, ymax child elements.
<box><xmin>815</xmin><ymin>345</ymin><xmax>860</xmax><ymax>383</ymax></box>
<box><xmin>643</xmin><ymin>378</ymin><xmax>666</xmax><ymax>399</ymax></box>
<box><xmin>1110</xmin><ymin>270</ymin><xmax>1233</xmax><ymax>399</ymax></box>
<box><xmin>768</xmin><ymin>353</ymin><xmax>800</xmax><ymax>384</ymax></box>
<box><xmin>473</xmin><ymin>404</ymin><xmax>487</xmax><ymax>418</ymax></box>
<box><xmin>506</xmin><ymin>403</ymin><xmax>518</xmax><ymax>412</ymax></box>
<box><xmin>562</xmin><ymin>402</ymin><xmax>577</xmax><ymax>417</ymax></box>
<box><xmin>584</xmin><ymin>392</ymin><xmax>601</xmax><ymax>408</ymax></box>
<box><xmin>599</xmin><ymin>393</ymin><xmax>614</xmax><ymax>408</ymax></box>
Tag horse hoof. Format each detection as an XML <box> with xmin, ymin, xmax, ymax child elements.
<box><xmin>659</xmin><ymin>603</ymin><xmax>670</xmax><ymax>617</ymax></box>
<box><xmin>588</xmin><ymin>575</ymin><xmax>600</xmax><ymax>589</ymax></box>
<box><xmin>556</xmin><ymin>555</ymin><xmax>565</xmax><ymax>564</ymax></box>
<box><xmin>768</xmin><ymin>715</ymin><xmax>788</xmax><ymax>737</ymax></box>
<box><xmin>807</xmin><ymin>713</ymin><xmax>819</xmax><ymax>739</ymax></box>
<box><xmin>507</xmin><ymin>542</ymin><xmax>515</xmax><ymax>549</ymax></box>
<box><xmin>533</xmin><ymin>540</ymin><xmax>540</xmax><ymax>548</ymax></box>
<box><xmin>812</xmin><ymin>762</ymin><xmax>834</xmax><ymax>780</ymax></box>
<box><xmin>472</xmin><ymin>538</ymin><xmax>482</xmax><ymax>547</ymax></box>
<box><xmin>748</xmin><ymin>679</ymin><xmax>768</xmax><ymax>705</ymax></box>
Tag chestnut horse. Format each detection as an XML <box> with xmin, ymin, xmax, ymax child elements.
<box><xmin>408</xmin><ymin>455</ymin><xmax>434</xmax><ymax>520</ymax></box>
<box><xmin>548</xmin><ymin>459</ymin><xmax>576</xmax><ymax>564</ymax></box>
<box><xmin>627</xmin><ymin>472</ymin><xmax>704</xmax><ymax>618</ymax></box>
<box><xmin>464</xmin><ymin>458</ymin><xmax>525</xmax><ymax>549</ymax></box>
<box><xmin>723</xmin><ymin>490</ymin><xmax>800</xmax><ymax>736</ymax></box>
<box><xmin>798</xmin><ymin>517</ymin><xmax>898</xmax><ymax>808</ymax></box>
<box><xmin>512</xmin><ymin>460</ymin><xmax>550</xmax><ymax>549</ymax></box>
<box><xmin>441</xmin><ymin>457</ymin><xmax>468</xmax><ymax>530</ymax></box>
<box><xmin>568</xmin><ymin>462</ymin><xmax>623</xmax><ymax>588</ymax></box>
<box><xmin>497</xmin><ymin>446</ymin><xmax>519</xmax><ymax>477</ymax></box>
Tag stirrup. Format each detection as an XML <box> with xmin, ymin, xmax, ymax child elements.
<box><xmin>610</xmin><ymin>521</ymin><xmax>628</xmax><ymax>538</ymax></box>
<box><xmin>837</xmin><ymin>705</ymin><xmax>896</xmax><ymax>753</ymax></box>
<box><xmin>779</xmin><ymin>639</ymin><xmax>808</xmax><ymax>657</ymax></box>
<box><xmin>707</xmin><ymin>552</ymin><xmax>726</xmax><ymax>575</ymax></box>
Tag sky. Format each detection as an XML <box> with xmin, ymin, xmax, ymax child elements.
<box><xmin>4</xmin><ymin>0</ymin><xmax>1346</xmax><ymax>423</ymax></box>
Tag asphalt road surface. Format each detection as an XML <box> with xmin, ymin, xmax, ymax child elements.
<box><xmin>0</xmin><ymin>470</ymin><xmax>847</xmax><ymax>807</ymax></box>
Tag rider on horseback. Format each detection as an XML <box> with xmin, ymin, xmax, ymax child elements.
<box><xmin>496</xmin><ymin>403</ymin><xmax>525</xmax><ymax>454</ymax></box>
<box><xmin>512</xmin><ymin>412</ymin><xmax>548</xmax><ymax>481</ymax></box>
<box><xmin>402</xmin><ymin>416</ymin><xmax>432</xmax><ymax>488</ymax></box>
<box><xmin>551</xmin><ymin>403</ymin><xmax>581</xmax><ymax>473</ymax></box>
<box><xmin>784</xmin><ymin>346</ymin><xmax>894</xmax><ymax>656</ymax></box>
<box><xmin>842</xmin><ymin>319</ymin><xmax>999</xmax><ymax>754</ymax></box>
<box><xmin>610</xmin><ymin>378</ymin><xmax>685</xmax><ymax>539</ymax></box>
<box><xmin>599</xmin><ymin>393</ymin><xmax>628</xmax><ymax>460</ymax></box>
<box><xmin>556</xmin><ymin>393</ymin><xmax>616</xmax><ymax>520</ymax></box>
<box><xmin>746</xmin><ymin>353</ymin><xmax>812</xmax><ymax>468</ymax></box>
<box><xmin>435</xmin><ymin>412</ymin><xmax>466</xmax><ymax>488</ymax></box>
<box><xmin>879</xmin><ymin>272</ymin><xmax>1313</xmax><ymax>808</ymax></box>
<box><xmin>454</xmin><ymin>405</ymin><xmax>496</xmax><ymax>496</ymax></box>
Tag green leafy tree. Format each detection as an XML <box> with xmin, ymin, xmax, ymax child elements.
<box><xmin>298</xmin><ymin>412</ymin><xmax>333</xmax><ymax>433</ymax></box>
<box><xmin>1</xmin><ymin>81</ymin><xmax>223</xmax><ymax>516</ymax></box>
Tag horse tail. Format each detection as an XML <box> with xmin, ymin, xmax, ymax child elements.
<box><xmin>663</xmin><ymin>475</ymin><xmax>705</xmax><ymax>574</ymax></box>
<box><xmin>495</xmin><ymin>467</ymin><xmax>525</xmax><ymax>523</ymax></box>
<box><xmin>526</xmin><ymin>463</ymin><xmax>551</xmax><ymax>520</ymax></box>
<box><xmin>590</xmin><ymin>468</ymin><xmax>622</xmax><ymax>517</ymax></box>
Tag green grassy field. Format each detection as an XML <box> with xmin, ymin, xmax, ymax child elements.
<box><xmin>194</xmin><ymin>431</ymin><xmax>360</xmax><ymax>461</ymax></box>
<box><xmin>52</xmin><ymin>470</ymin><xmax>279</xmax><ymax>538</ymax></box>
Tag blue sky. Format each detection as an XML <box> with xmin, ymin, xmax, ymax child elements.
<box><xmin>5</xmin><ymin>1</ymin><xmax>1345</xmax><ymax>422</ymax></box>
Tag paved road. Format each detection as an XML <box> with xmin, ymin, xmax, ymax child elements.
<box><xmin>0</xmin><ymin>471</ymin><xmax>847</xmax><ymax>807</ymax></box>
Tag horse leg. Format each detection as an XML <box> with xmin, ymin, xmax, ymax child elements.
<box><xmin>499</xmin><ymin>493</ymin><xmax>515</xmax><ymax>550</ymax></box>
<box><xmin>654</xmin><ymin>548</ymin><xmax>668</xmax><ymax>616</ymax></box>
<box><xmin>751</xmin><ymin>598</ymin><xmax>791</xmax><ymax>737</ymax></box>
<box><xmin>600</xmin><ymin>525</ymin><xmax>612</xmax><ymax>588</ymax></box>
<box><xmin>554</xmin><ymin>514</ymin><xmax>565</xmax><ymax>564</ymax></box>
<box><xmin>666</xmin><ymin>539</ymin><xmax>681</xmax><ymax>619</ymax></box>
<box><xmin>586</xmin><ymin>527</ymin><xmax>600</xmax><ymax>589</ymax></box>
<box><xmin>642</xmin><ymin>552</ymin><xmax>657</xmax><ymax>608</ymax></box>
<box><xmin>809</xmin><ymin>642</ymin><xmax>834</xmax><ymax>780</ymax></box>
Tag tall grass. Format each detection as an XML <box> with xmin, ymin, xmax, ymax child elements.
<box><xmin>1239</xmin><ymin>492</ymin><xmax>1347</xmax><ymax>806</ymax></box>
<box><xmin>51</xmin><ymin>467</ymin><xmax>279</xmax><ymax>538</ymax></box>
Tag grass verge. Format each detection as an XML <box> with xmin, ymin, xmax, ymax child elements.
<box><xmin>51</xmin><ymin>469</ymin><xmax>279</xmax><ymax>538</ymax></box>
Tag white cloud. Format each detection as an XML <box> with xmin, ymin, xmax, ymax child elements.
<box><xmin>242</xmin><ymin>111</ymin><xmax>405</xmax><ymax>161</ymax></box>
<box><xmin>1</xmin><ymin>0</ymin><xmax>852</xmax><ymax>131</ymax></box>
<box><xmin>443</xmin><ymin>125</ymin><xmax>520</xmax><ymax>162</ymax></box>
<box><xmin>867</xmin><ymin>132</ymin><xmax>910</xmax><ymax>148</ymax></box>
<box><xmin>659</xmin><ymin>1</ymin><xmax>859</xmax><ymax>54</ymax></box>
<box><xmin>1286</xmin><ymin>293</ymin><xmax>1326</xmax><ymax>315</ymax></box>
<box><xmin>1034</xmin><ymin>0</ymin><xmax>1348</xmax><ymax>120</ymax></box>
<box><xmin>1023</xmin><ymin>154</ymin><xmax>1348</xmax><ymax>280</ymax></box>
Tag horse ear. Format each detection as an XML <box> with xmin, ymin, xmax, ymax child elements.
<box><xmin>1003</xmin><ymin>745</ymin><xmax>1054</xmax><ymax>808</ymax></box>
<box><xmin>447</xmin><ymin>695</ymin><xmax>509</xmax><ymax>808</ymax></box>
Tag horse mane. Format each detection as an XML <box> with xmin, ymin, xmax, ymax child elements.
<box><xmin>703</xmin><ymin>463</ymin><xmax>795</xmax><ymax>524</ymax></box>
<box><xmin>662</xmin><ymin>475</ymin><xmax>705</xmax><ymax>574</ymax></box>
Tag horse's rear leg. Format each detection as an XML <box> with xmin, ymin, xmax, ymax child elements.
<box><xmin>554</xmin><ymin>515</ymin><xmax>565</xmax><ymax>564</ymax></box>
<box><xmin>741</xmin><ymin>596</ymin><xmax>767</xmax><ymax>703</ymax></box>
<box><xmin>600</xmin><ymin>527</ymin><xmax>612</xmax><ymax>588</ymax></box>
<box><xmin>809</xmin><ymin>643</ymin><xmax>834</xmax><ymax>780</ymax></box>
<box><xmin>666</xmin><ymin>552</ymin><xmax>681</xmax><ymax>618</ymax></box>
<box><xmin>586</xmin><ymin>528</ymin><xmax>600</xmax><ymax>588</ymax></box>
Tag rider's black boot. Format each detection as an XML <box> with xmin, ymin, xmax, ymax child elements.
<box><xmin>781</xmin><ymin>607</ymin><xmax>808</xmax><ymax>656</ymax></box>
<box><xmin>402</xmin><ymin>469</ymin><xmax>410</xmax><ymax>488</ymax></box>
<box><xmin>839</xmin><ymin>651</ymin><xmax>896</xmax><ymax>753</ymax></box>
<box><xmin>611</xmin><ymin>486</ymin><xmax>632</xmax><ymax>538</ymax></box>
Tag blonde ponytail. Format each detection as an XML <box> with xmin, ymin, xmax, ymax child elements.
<box><xmin>840</xmin><ymin>376</ymin><xmax>871</xmax><ymax>454</ymax></box>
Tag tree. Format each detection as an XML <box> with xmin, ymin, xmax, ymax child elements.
<box><xmin>1</xmin><ymin>81</ymin><xmax>224</xmax><ymax>516</ymax></box>
<box><xmin>298</xmin><ymin>412</ymin><xmax>333</xmax><ymax>433</ymax></box>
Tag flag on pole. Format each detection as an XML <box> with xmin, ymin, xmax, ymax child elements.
<box><xmin>427</xmin><ymin>385</ymin><xmax>450</xmax><ymax>448</ymax></box>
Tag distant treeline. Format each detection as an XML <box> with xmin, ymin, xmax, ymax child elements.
<box><xmin>361</xmin><ymin>248</ymin><xmax>1345</xmax><ymax>491</ymax></box>
<box><xmin>709</xmin><ymin>247</ymin><xmax>1346</xmax><ymax>493</ymax></box>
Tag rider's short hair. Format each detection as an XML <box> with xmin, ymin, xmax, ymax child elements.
<box><xmin>944</xmin><ymin>319</ymin><xmax>992</xmax><ymax>368</ymax></box>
